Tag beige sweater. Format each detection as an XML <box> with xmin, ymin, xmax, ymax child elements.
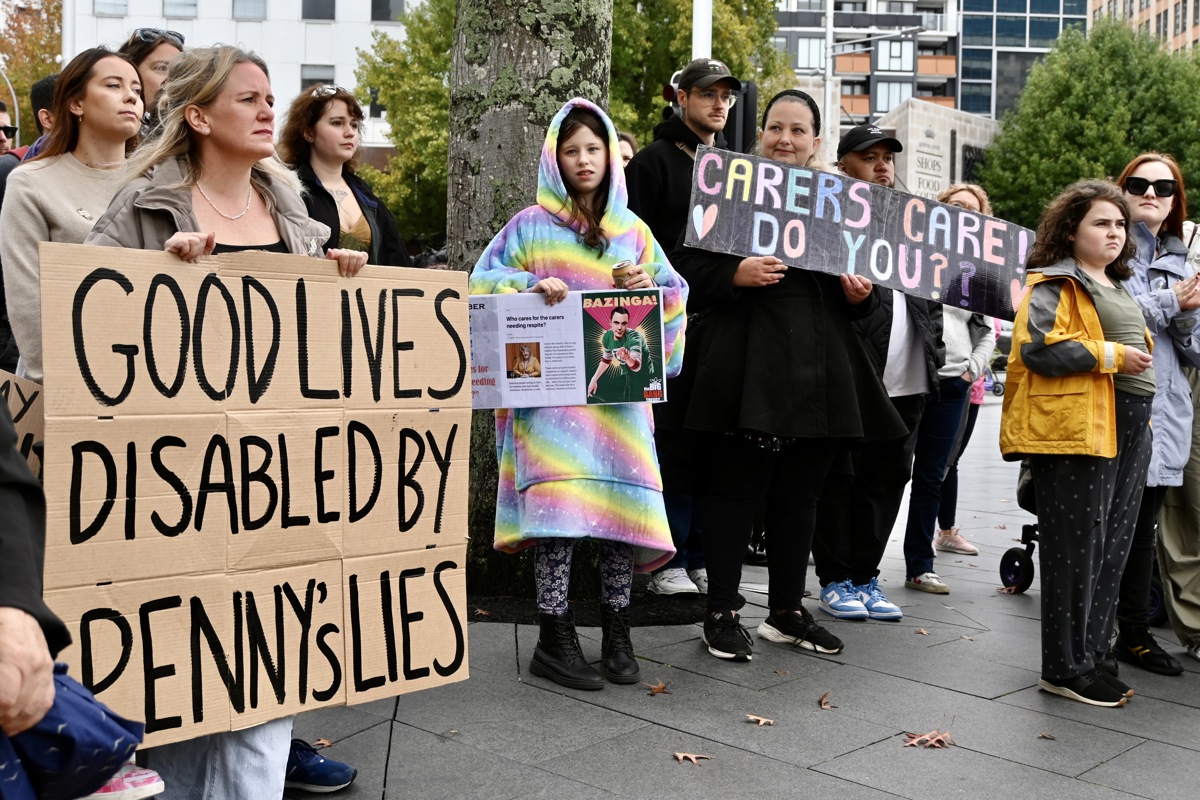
<box><xmin>0</xmin><ymin>153</ymin><xmax>123</xmax><ymax>383</ymax></box>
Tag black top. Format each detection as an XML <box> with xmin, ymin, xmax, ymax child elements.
<box><xmin>211</xmin><ymin>239</ymin><xmax>289</xmax><ymax>256</ymax></box>
<box><xmin>295</xmin><ymin>162</ymin><xmax>413</xmax><ymax>268</ymax></box>
<box><xmin>853</xmin><ymin>290</ymin><xmax>945</xmax><ymax>400</ymax></box>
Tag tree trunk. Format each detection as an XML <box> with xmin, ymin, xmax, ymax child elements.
<box><xmin>448</xmin><ymin>0</ymin><xmax>613</xmax><ymax>596</ymax></box>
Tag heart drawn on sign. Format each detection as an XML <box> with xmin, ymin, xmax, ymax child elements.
<box><xmin>1010</xmin><ymin>279</ymin><xmax>1030</xmax><ymax>311</ymax></box>
<box><xmin>692</xmin><ymin>204</ymin><xmax>718</xmax><ymax>239</ymax></box>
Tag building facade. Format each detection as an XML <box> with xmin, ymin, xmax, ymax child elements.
<box><xmin>1088</xmin><ymin>0</ymin><xmax>1200</xmax><ymax>49</ymax></box>
<box><xmin>60</xmin><ymin>0</ymin><xmax>408</xmax><ymax>155</ymax></box>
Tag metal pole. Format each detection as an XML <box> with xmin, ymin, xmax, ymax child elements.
<box><xmin>824</xmin><ymin>0</ymin><xmax>835</xmax><ymax>161</ymax></box>
<box><xmin>693</xmin><ymin>0</ymin><xmax>713</xmax><ymax>59</ymax></box>
<box><xmin>0</xmin><ymin>68</ymin><xmax>18</xmax><ymax>148</ymax></box>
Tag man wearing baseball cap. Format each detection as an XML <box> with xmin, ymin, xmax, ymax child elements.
<box><xmin>625</xmin><ymin>58</ymin><xmax>741</xmax><ymax>599</ymax></box>
<box><xmin>836</xmin><ymin>124</ymin><xmax>904</xmax><ymax>187</ymax></box>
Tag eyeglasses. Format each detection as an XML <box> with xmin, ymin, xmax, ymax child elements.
<box><xmin>1124</xmin><ymin>176</ymin><xmax>1178</xmax><ymax>197</ymax></box>
<box><xmin>0</xmin><ymin>126</ymin><xmax>15</xmax><ymax>139</ymax></box>
<box><xmin>689</xmin><ymin>88</ymin><xmax>737</xmax><ymax>107</ymax></box>
<box><xmin>132</xmin><ymin>28</ymin><xmax>185</xmax><ymax>48</ymax></box>
<box><xmin>310</xmin><ymin>85</ymin><xmax>351</xmax><ymax>98</ymax></box>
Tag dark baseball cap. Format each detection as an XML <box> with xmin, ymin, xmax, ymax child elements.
<box><xmin>677</xmin><ymin>58</ymin><xmax>743</xmax><ymax>92</ymax></box>
<box><xmin>837</xmin><ymin>124</ymin><xmax>903</xmax><ymax>160</ymax></box>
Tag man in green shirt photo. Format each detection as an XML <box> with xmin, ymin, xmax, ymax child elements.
<box><xmin>588</xmin><ymin>307</ymin><xmax>646</xmax><ymax>402</ymax></box>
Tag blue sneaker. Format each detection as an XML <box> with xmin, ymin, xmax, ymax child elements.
<box><xmin>817</xmin><ymin>580</ymin><xmax>869</xmax><ymax>619</ymax></box>
<box><xmin>854</xmin><ymin>578</ymin><xmax>903</xmax><ymax>620</ymax></box>
<box><xmin>285</xmin><ymin>738</ymin><xmax>358</xmax><ymax>793</ymax></box>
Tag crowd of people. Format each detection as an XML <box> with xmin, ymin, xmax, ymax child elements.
<box><xmin>1</xmin><ymin>33</ymin><xmax>1199</xmax><ymax>800</ymax></box>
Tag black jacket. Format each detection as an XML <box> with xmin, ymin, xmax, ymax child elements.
<box><xmin>855</xmin><ymin>291</ymin><xmax>945</xmax><ymax>400</ymax></box>
<box><xmin>0</xmin><ymin>403</ymin><xmax>69</xmax><ymax>656</ymax></box>
<box><xmin>297</xmin><ymin>162</ymin><xmax>413</xmax><ymax>268</ymax></box>
<box><xmin>625</xmin><ymin>115</ymin><xmax>727</xmax><ymax>256</ymax></box>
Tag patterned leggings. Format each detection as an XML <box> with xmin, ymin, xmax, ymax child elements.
<box><xmin>534</xmin><ymin>538</ymin><xmax>634</xmax><ymax>615</ymax></box>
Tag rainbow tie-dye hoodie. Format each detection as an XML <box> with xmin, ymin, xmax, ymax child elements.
<box><xmin>468</xmin><ymin>97</ymin><xmax>687</xmax><ymax>570</ymax></box>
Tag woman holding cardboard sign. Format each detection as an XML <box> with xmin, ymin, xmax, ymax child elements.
<box><xmin>669</xmin><ymin>90</ymin><xmax>904</xmax><ymax>663</ymax></box>
<box><xmin>83</xmin><ymin>46</ymin><xmax>361</xmax><ymax>799</ymax></box>
<box><xmin>469</xmin><ymin>98</ymin><xmax>687</xmax><ymax>691</ymax></box>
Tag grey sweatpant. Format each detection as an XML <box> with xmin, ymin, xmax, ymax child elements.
<box><xmin>1031</xmin><ymin>392</ymin><xmax>1153</xmax><ymax>682</ymax></box>
<box><xmin>1158</xmin><ymin>367</ymin><xmax>1200</xmax><ymax>649</ymax></box>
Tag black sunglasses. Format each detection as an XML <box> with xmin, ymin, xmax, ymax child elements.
<box><xmin>1124</xmin><ymin>176</ymin><xmax>1178</xmax><ymax>198</ymax></box>
<box><xmin>0</xmin><ymin>126</ymin><xmax>15</xmax><ymax>139</ymax></box>
<box><xmin>132</xmin><ymin>28</ymin><xmax>185</xmax><ymax>48</ymax></box>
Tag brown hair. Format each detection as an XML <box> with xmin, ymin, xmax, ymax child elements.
<box><xmin>32</xmin><ymin>48</ymin><xmax>139</xmax><ymax>161</ymax></box>
<box><xmin>278</xmin><ymin>85</ymin><xmax>364</xmax><ymax>172</ymax></box>
<box><xmin>938</xmin><ymin>183</ymin><xmax>993</xmax><ymax>216</ymax></box>
<box><xmin>1115</xmin><ymin>152</ymin><xmax>1187</xmax><ymax>241</ymax></box>
<box><xmin>117</xmin><ymin>30</ymin><xmax>183</xmax><ymax>102</ymax></box>
<box><xmin>1027</xmin><ymin>180</ymin><xmax>1135</xmax><ymax>281</ymax></box>
<box><xmin>557</xmin><ymin>107</ymin><xmax>610</xmax><ymax>254</ymax></box>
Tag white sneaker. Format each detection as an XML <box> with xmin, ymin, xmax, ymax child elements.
<box><xmin>933</xmin><ymin>527</ymin><xmax>979</xmax><ymax>556</ymax></box>
<box><xmin>904</xmin><ymin>572</ymin><xmax>950</xmax><ymax>594</ymax></box>
<box><xmin>687</xmin><ymin>568</ymin><xmax>709</xmax><ymax>594</ymax></box>
<box><xmin>1187</xmin><ymin>642</ymin><xmax>1200</xmax><ymax>663</ymax></box>
<box><xmin>83</xmin><ymin>763</ymin><xmax>164</xmax><ymax>799</ymax></box>
<box><xmin>648</xmin><ymin>567</ymin><xmax>698</xmax><ymax>595</ymax></box>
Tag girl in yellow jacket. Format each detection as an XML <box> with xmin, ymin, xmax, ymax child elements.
<box><xmin>1001</xmin><ymin>180</ymin><xmax>1154</xmax><ymax>708</ymax></box>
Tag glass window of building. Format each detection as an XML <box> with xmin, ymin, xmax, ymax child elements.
<box><xmin>1062</xmin><ymin>0</ymin><xmax>1087</xmax><ymax>13</ymax></box>
<box><xmin>963</xmin><ymin>15</ymin><xmax>994</xmax><ymax>44</ymax></box>
<box><xmin>1029</xmin><ymin>17</ymin><xmax>1059</xmax><ymax>45</ymax></box>
<box><xmin>301</xmin><ymin>64</ymin><xmax>336</xmax><ymax>89</ymax></box>
<box><xmin>996</xmin><ymin>15</ymin><xmax>1027</xmax><ymax>45</ymax></box>
<box><xmin>233</xmin><ymin>0</ymin><xmax>266</xmax><ymax>18</ymax></box>
<box><xmin>164</xmin><ymin>0</ymin><xmax>197</xmax><ymax>15</ymax></box>
<box><xmin>1194</xmin><ymin>0</ymin><xmax>1199</xmax><ymax>24</ymax></box>
<box><xmin>1064</xmin><ymin>16</ymin><xmax>1086</xmax><ymax>32</ymax></box>
<box><xmin>771</xmin><ymin>35</ymin><xmax>789</xmax><ymax>56</ymax></box>
<box><xmin>875</xmin><ymin>81</ymin><xmax>912</xmax><ymax>112</ymax></box>
<box><xmin>372</xmin><ymin>0</ymin><xmax>404</xmax><ymax>21</ymax></box>
<box><xmin>95</xmin><ymin>0</ymin><xmax>127</xmax><ymax>13</ymax></box>
<box><xmin>997</xmin><ymin>0</ymin><xmax>1026</xmax><ymax>11</ymax></box>
<box><xmin>303</xmin><ymin>0</ymin><xmax>335</xmax><ymax>19</ymax></box>
<box><xmin>962</xmin><ymin>48</ymin><xmax>992</xmax><ymax>79</ymax></box>
<box><xmin>878</xmin><ymin>39</ymin><xmax>914</xmax><ymax>71</ymax></box>
<box><xmin>964</xmin><ymin>0</ymin><xmax>994</xmax><ymax>9</ymax></box>
<box><xmin>1029</xmin><ymin>0</ymin><xmax>1058</xmax><ymax>12</ymax></box>
<box><xmin>961</xmin><ymin>83</ymin><xmax>991</xmax><ymax>114</ymax></box>
<box><xmin>798</xmin><ymin>38</ymin><xmax>824</xmax><ymax>70</ymax></box>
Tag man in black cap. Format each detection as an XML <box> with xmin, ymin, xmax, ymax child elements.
<box><xmin>625</xmin><ymin>58</ymin><xmax>740</xmax><ymax>598</ymax></box>
<box><xmin>836</xmin><ymin>124</ymin><xmax>903</xmax><ymax>188</ymax></box>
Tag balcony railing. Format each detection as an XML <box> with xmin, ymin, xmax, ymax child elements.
<box><xmin>840</xmin><ymin>95</ymin><xmax>871</xmax><ymax>115</ymax></box>
<box><xmin>917</xmin><ymin>54</ymin><xmax>956</xmax><ymax>76</ymax></box>
<box><xmin>916</xmin><ymin>95</ymin><xmax>956</xmax><ymax>107</ymax></box>
<box><xmin>834</xmin><ymin>53</ymin><xmax>872</xmax><ymax>73</ymax></box>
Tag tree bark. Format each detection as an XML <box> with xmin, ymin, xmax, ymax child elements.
<box><xmin>448</xmin><ymin>0</ymin><xmax>613</xmax><ymax>596</ymax></box>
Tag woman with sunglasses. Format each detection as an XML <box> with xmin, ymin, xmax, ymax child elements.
<box><xmin>1106</xmin><ymin>153</ymin><xmax>1200</xmax><ymax>678</ymax></box>
<box><xmin>117</xmin><ymin>28</ymin><xmax>184</xmax><ymax>135</ymax></box>
<box><xmin>84</xmin><ymin>46</ymin><xmax>362</xmax><ymax>799</ymax></box>
<box><xmin>279</xmin><ymin>85</ymin><xmax>412</xmax><ymax>266</ymax></box>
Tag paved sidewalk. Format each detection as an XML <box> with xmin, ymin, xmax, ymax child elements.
<box><xmin>289</xmin><ymin>399</ymin><xmax>1200</xmax><ymax>799</ymax></box>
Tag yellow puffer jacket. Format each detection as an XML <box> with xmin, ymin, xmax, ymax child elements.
<box><xmin>1000</xmin><ymin>259</ymin><xmax>1152</xmax><ymax>460</ymax></box>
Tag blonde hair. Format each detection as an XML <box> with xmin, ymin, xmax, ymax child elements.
<box><xmin>938</xmin><ymin>183</ymin><xmax>993</xmax><ymax>216</ymax></box>
<box><xmin>123</xmin><ymin>45</ymin><xmax>301</xmax><ymax>207</ymax></box>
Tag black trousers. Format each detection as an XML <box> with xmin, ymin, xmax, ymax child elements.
<box><xmin>813</xmin><ymin>394</ymin><xmax>925</xmax><ymax>587</ymax></box>
<box><xmin>701</xmin><ymin>434</ymin><xmax>838</xmax><ymax>613</ymax></box>
<box><xmin>1116</xmin><ymin>483</ymin><xmax>1167</xmax><ymax>627</ymax></box>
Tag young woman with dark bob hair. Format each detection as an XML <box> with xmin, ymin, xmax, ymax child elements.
<box><xmin>1001</xmin><ymin>179</ymin><xmax>1154</xmax><ymax>708</ymax></box>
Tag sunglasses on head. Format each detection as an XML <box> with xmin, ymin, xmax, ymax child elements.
<box><xmin>0</xmin><ymin>126</ymin><xmax>15</xmax><ymax>139</ymax></box>
<box><xmin>310</xmin><ymin>85</ymin><xmax>350</xmax><ymax>98</ymax></box>
<box><xmin>132</xmin><ymin>28</ymin><xmax>185</xmax><ymax>48</ymax></box>
<box><xmin>1124</xmin><ymin>176</ymin><xmax>1178</xmax><ymax>197</ymax></box>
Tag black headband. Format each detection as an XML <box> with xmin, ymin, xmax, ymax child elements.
<box><xmin>760</xmin><ymin>90</ymin><xmax>821</xmax><ymax>137</ymax></box>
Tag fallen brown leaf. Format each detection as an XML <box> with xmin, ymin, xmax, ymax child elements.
<box><xmin>995</xmin><ymin>523</ymin><xmax>1008</xmax><ymax>529</ymax></box>
<box><xmin>962</xmin><ymin>635</ymin><xmax>975</xmax><ymax>641</ymax></box>
<box><xmin>673</xmin><ymin>752</ymin><xmax>712</xmax><ymax>765</ymax></box>
<box><xmin>473</xmin><ymin>608</ymin><xmax>492</xmax><ymax>617</ymax></box>
<box><xmin>642</xmin><ymin>680</ymin><xmax>672</xmax><ymax>696</ymax></box>
<box><xmin>1038</xmin><ymin>732</ymin><xmax>1056</xmax><ymax>740</ymax></box>
<box><xmin>774</xmin><ymin>669</ymin><xmax>789</xmax><ymax>676</ymax></box>
<box><xmin>999</xmin><ymin>498</ymin><xmax>1012</xmax><ymax>503</ymax></box>
<box><xmin>746</xmin><ymin>714</ymin><xmax>775</xmax><ymax>726</ymax></box>
<box><xmin>903</xmin><ymin>729</ymin><xmax>956</xmax><ymax>749</ymax></box>
<box><xmin>915</xmin><ymin>628</ymin><xmax>930</xmax><ymax>635</ymax></box>
<box><xmin>955</xmin><ymin>559</ymin><xmax>964</xmax><ymax>563</ymax></box>
<box><xmin>311</xmin><ymin>738</ymin><xmax>332</xmax><ymax>749</ymax></box>
<box><xmin>968</xmin><ymin>562</ymin><xmax>978</xmax><ymax>567</ymax></box>
<box><xmin>817</xmin><ymin>691</ymin><xmax>837</xmax><ymax>710</ymax></box>
<box><xmin>998</xmin><ymin>586</ymin><xmax>1018</xmax><ymax>594</ymax></box>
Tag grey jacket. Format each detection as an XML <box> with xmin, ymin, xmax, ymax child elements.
<box><xmin>938</xmin><ymin>306</ymin><xmax>995</xmax><ymax>381</ymax></box>
<box><xmin>1127</xmin><ymin>221</ymin><xmax>1200</xmax><ymax>486</ymax></box>
<box><xmin>85</xmin><ymin>157</ymin><xmax>330</xmax><ymax>256</ymax></box>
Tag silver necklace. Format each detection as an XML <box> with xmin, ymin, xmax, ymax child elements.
<box><xmin>196</xmin><ymin>182</ymin><xmax>254</xmax><ymax>220</ymax></box>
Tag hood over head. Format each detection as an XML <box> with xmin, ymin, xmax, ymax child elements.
<box><xmin>537</xmin><ymin>97</ymin><xmax>638</xmax><ymax>238</ymax></box>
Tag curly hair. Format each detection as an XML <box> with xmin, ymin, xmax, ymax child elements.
<box><xmin>1115</xmin><ymin>152</ymin><xmax>1187</xmax><ymax>241</ymax></box>
<box><xmin>938</xmin><ymin>183</ymin><xmax>992</xmax><ymax>216</ymax></box>
<box><xmin>1027</xmin><ymin>180</ymin><xmax>1135</xmax><ymax>281</ymax></box>
<box><xmin>277</xmin><ymin>85</ymin><xmax>364</xmax><ymax>172</ymax></box>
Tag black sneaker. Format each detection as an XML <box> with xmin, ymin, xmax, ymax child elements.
<box><xmin>1094</xmin><ymin>669</ymin><xmax>1134</xmax><ymax>698</ymax></box>
<box><xmin>1094</xmin><ymin>650</ymin><xmax>1119</xmax><ymax>677</ymax></box>
<box><xmin>757</xmin><ymin>607</ymin><xmax>844</xmax><ymax>654</ymax></box>
<box><xmin>703</xmin><ymin>610</ymin><xmax>753</xmax><ymax>662</ymax></box>
<box><xmin>1038</xmin><ymin>670</ymin><xmax>1128</xmax><ymax>707</ymax></box>
<box><xmin>1114</xmin><ymin>626</ymin><xmax>1184</xmax><ymax>676</ymax></box>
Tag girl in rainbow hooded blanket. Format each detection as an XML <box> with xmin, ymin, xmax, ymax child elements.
<box><xmin>469</xmin><ymin>98</ymin><xmax>687</xmax><ymax>691</ymax></box>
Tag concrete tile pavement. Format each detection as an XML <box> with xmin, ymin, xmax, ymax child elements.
<box><xmin>288</xmin><ymin>399</ymin><xmax>1200</xmax><ymax>799</ymax></box>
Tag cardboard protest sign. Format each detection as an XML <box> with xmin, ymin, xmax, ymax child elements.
<box><xmin>39</xmin><ymin>243</ymin><xmax>471</xmax><ymax>746</ymax></box>
<box><xmin>470</xmin><ymin>289</ymin><xmax>667</xmax><ymax>408</ymax></box>
<box><xmin>0</xmin><ymin>369</ymin><xmax>43</xmax><ymax>478</ymax></box>
<box><xmin>684</xmin><ymin>146</ymin><xmax>1035</xmax><ymax>321</ymax></box>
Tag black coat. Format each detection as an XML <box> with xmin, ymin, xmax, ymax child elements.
<box><xmin>665</xmin><ymin>244</ymin><xmax>908</xmax><ymax>443</ymax></box>
<box><xmin>296</xmin><ymin>162</ymin><xmax>413</xmax><ymax>268</ymax></box>
<box><xmin>854</xmin><ymin>291</ymin><xmax>945</xmax><ymax>400</ymax></box>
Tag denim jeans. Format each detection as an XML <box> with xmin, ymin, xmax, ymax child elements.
<box><xmin>657</xmin><ymin>488</ymin><xmax>705</xmax><ymax>572</ymax></box>
<box><xmin>903</xmin><ymin>376</ymin><xmax>972</xmax><ymax>577</ymax></box>
<box><xmin>144</xmin><ymin>717</ymin><xmax>292</xmax><ymax>800</ymax></box>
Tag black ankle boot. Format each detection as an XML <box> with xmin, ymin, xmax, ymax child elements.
<box><xmin>600</xmin><ymin>606</ymin><xmax>640</xmax><ymax>684</ymax></box>
<box><xmin>529</xmin><ymin>612</ymin><xmax>604</xmax><ymax>690</ymax></box>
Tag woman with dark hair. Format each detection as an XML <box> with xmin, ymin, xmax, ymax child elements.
<box><xmin>0</xmin><ymin>47</ymin><xmax>142</xmax><ymax>384</ymax></box>
<box><xmin>616</xmin><ymin>130</ymin><xmax>638</xmax><ymax>166</ymax></box>
<box><xmin>279</xmin><ymin>85</ymin><xmax>412</xmax><ymax>266</ymax></box>
<box><xmin>470</xmin><ymin>98</ymin><xmax>686</xmax><ymax>691</ymax></box>
<box><xmin>84</xmin><ymin>45</ymin><xmax>362</xmax><ymax>798</ymax></box>
<box><xmin>117</xmin><ymin>27</ymin><xmax>183</xmax><ymax>133</ymax></box>
<box><xmin>671</xmin><ymin>89</ymin><xmax>903</xmax><ymax>662</ymax></box>
<box><xmin>1107</xmin><ymin>152</ymin><xmax>1200</xmax><ymax>677</ymax></box>
<box><xmin>1001</xmin><ymin>179</ymin><xmax>1154</xmax><ymax>707</ymax></box>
